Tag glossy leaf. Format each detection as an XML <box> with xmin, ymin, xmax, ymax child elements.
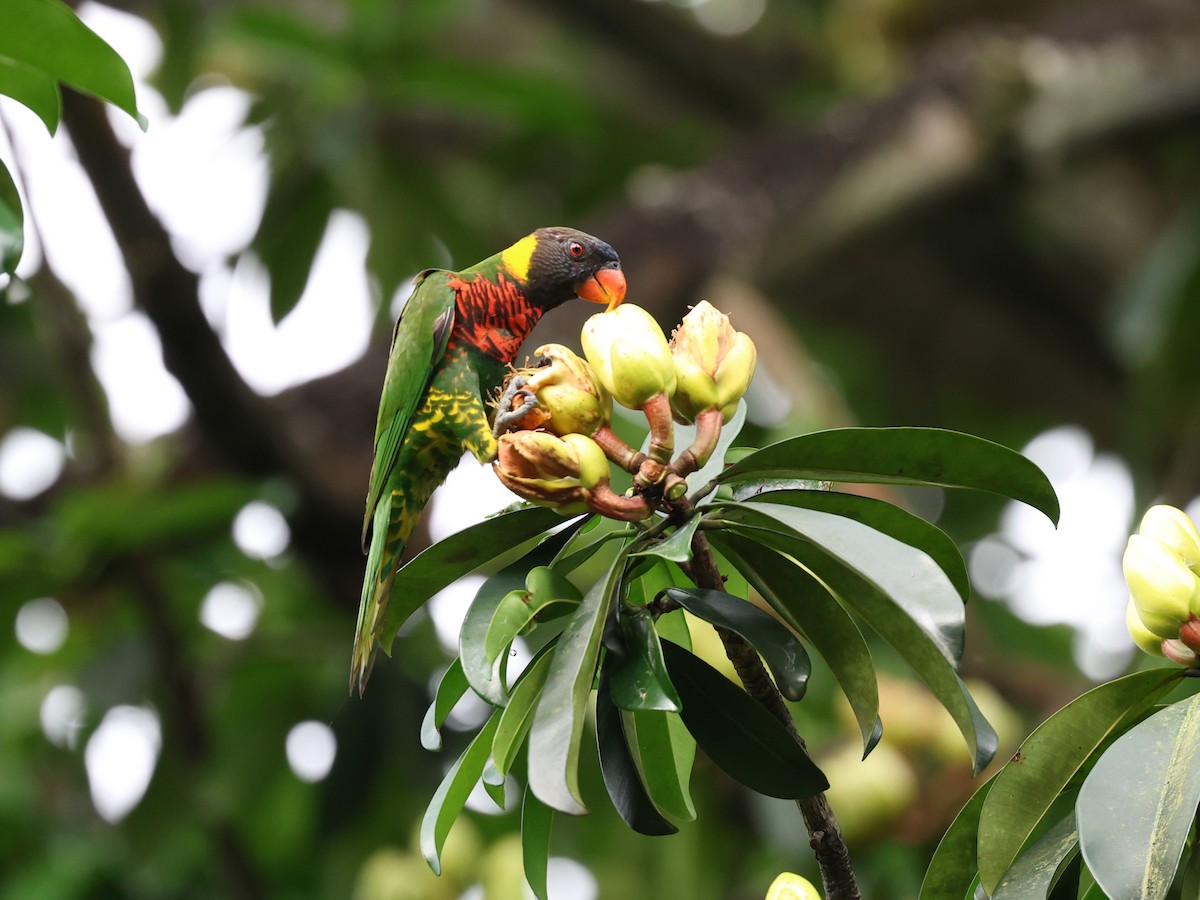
<box><xmin>420</xmin><ymin>658</ymin><xmax>469</xmax><ymax>752</ymax></box>
<box><xmin>595</xmin><ymin>671</ymin><xmax>677</xmax><ymax>835</ymax></box>
<box><xmin>379</xmin><ymin>505</ymin><xmax>567</xmax><ymax>654</ymax></box>
<box><xmin>718</xmin><ymin>505</ymin><xmax>996</xmax><ymax>772</ymax></box>
<box><xmin>528</xmin><ymin>552</ymin><xmax>626</xmax><ymax>814</ymax></box>
<box><xmin>609</xmin><ymin>605</ymin><xmax>681</xmax><ymax>712</ymax></box>
<box><xmin>492</xmin><ymin>644</ymin><xmax>556</xmax><ymax>777</ymax></box>
<box><xmin>992</xmin><ymin>813</ymin><xmax>1078</xmax><ymax>900</ymax></box>
<box><xmin>716</xmin><ymin>427</ymin><xmax>1060</xmax><ymax>526</ymax></box>
<box><xmin>0</xmin><ymin>161</ymin><xmax>23</xmax><ymax>276</ymax></box>
<box><xmin>522</xmin><ymin>787</ymin><xmax>554</xmax><ymax>900</ymax></box>
<box><xmin>460</xmin><ymin>580</ymin><xmax>525</xmax><ymax>706</ymax></box>
<box><xmin>977</xmin><ymin>668</ymin><xmax>1181</xmax><ymax>893</ymax></box>
<box><xmin>711</xmin><ymin>533</ymin><xmax>879</xmax><ymax>754</ymax></box>
<box><xmin>721</xmin><ymin>501</ymin><xmax>964</xmax><ymax>664</ymax></box>
<box><xmin>741</xmin><ymin>488</ymin><xmax>970</xmax><ymax>601</ymax></box>
<box><xmin>1077</xmin><ymin>693</ymin><xmax>1200</xmax><ymax>900</ymax></box>
<box><xmin>631</xmin><ymin>514</ymin><xmax>699</xmax><ymax>563</ymax></box>
<box><xmin>0</xmin><ymin>56</ymin><xmax>59</xmax><ymax>133</ymax></box>
<box><xmin>0</xmin><ymin>0</ymin><xmax>142</xmax><ymax>125</ymax></box>
<box><xmin>661</xmin><ymin>639</ymin><xmax>828</xmax><ymax>799</ymax></box>
<box><xmin>420</xmin><ymin>712</ymin><xmax>500</xmax><ymax>874</ymax></box>
<box><xmin>621</xmin><ymin>706</ymin><xmax>697</xmax><ymax>823</ymax></box>
<box><xmin>919</xmin><ymin>775</ymin><xmax>994</xmax><ymax>900</ymax></box>
<box><xmin>664</xmin><ymin>587</ymin><xmax>810</xmax><ymax>702</ymax></box>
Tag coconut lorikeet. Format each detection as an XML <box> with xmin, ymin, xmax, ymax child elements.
<box><xmin>352</xmin><ymin>227</ymin><xmax>626</xmax><ymax>694</ymax></box>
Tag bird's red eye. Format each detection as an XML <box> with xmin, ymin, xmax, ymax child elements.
<box><xmin>568</xmin><ymin>241</ymin><xmax>585</xmax><ymax>258</ymax></box>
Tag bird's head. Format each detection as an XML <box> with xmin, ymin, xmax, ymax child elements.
<box><xmin>503</xmin><ymin>226</ymin><xmax>626</xmax><ymax>312</ymax></box>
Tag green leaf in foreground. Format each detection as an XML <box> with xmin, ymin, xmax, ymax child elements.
<box><xmin>527</xmin><ymin>552</ymin><xmax>625</xmax><ymax>814</ymax></box>
<box><xmin>977</xmin><ymin>667</ymin><xmax>1181</xmax><ymax>893</ymax></box>
<box><xmin>420</xmin><ymin>659</ymin><xmax>469</xmax><ymax>752</ymax></box>
<box><xmin>716</xmin><ymin>427</ymin><xmax>1060</xmax><ymax>526</ymax></box>
<box><xmin>595</xmin><ymin>671</ymin><xmax>677</xmax><ymax>835</ymax></box>
<box><xmin>711</xmin><ymin>533</ymin><xmax>880</xmax><ymax>755</ymax></box>
<box><xmin>521</xmin><ymin>786</ymin><xmax>554</xmax><ymax>900</ymax></box>
<box><xmin>420</xmin><ymin>712</ymin><xmax>500</xmax><ymax>874</ymax></box>
<box><xmin>492</xmin><ymin>644</ymin><xmax>556</xmax><ymax>777</ymax></box>
<box><xmin>742</xmin><ymin>488</ymin><xmax>970</xmax><ymax>601</ymax></box>
<box><xmin>992</xmin><ymin>813</ymin><xmax>1078</xmax><ymax>900</ymax></box>
<box><xmin>919</xmin><ymin>774</ymin><xmax>994</xmax><ymax>900</ymax></box>
<box><xmin>609</xmin><ymin>606</ymin><xmax>680</xmax><ymax>712</ymax></box>
<box><xmin>661</xmin><ymin>639</ymin><xmax>827</xmax><ymax>799</ymax></box>
<box><xmin>621</xmin><ymin>706</ymin><xmax>696</xmax><ymax>823</ymax></box>
<box><xmin>1077</xmin><ymin>693</ymin><xmax>1200</xmax><ymax>900</ymax></box>
<box><xmin>664</xmin><ymin>587</ymin><xmax>810</xmax><ymax>701</ymax></box>
<box><xmin>0</xmin><ymin>56</ymin><xmax>59</xmax><ymax>134</ymax></box>
<box><xmin>0</xmin><ymin>0</ymin><xmax>143</xmax><ymax>126</ymax></box>
<box><xmin>379</xmin><ymin>505</ymin><xmax>568</xmax><ymax>653</ymax></box>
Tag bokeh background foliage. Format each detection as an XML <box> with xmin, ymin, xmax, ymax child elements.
<box><xmin>3</xmin><ymin>0</ymin><xmax>1200</xmax><ymax>898</ymax></box>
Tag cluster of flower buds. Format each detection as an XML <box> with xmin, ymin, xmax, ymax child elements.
<box><xmin>1123</xmin><ymin>504</ymin><xmax>1200</xmax><ymax>665</ymax></box>
<box><xmin>491</xmin><ymin>300</ymin><xmax>757</xmax><ymax>520</ymax></box>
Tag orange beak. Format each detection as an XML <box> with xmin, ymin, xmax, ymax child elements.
<box><xmin>576</xmin><ymin>266</ymin><xmax>626</xmax><ymax>311</ymax></box>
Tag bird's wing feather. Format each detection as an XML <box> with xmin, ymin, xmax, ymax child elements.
<box><xmin>361</xmin><ymin>269</ymin><xmax>456</xmax><ymax>547</ymax></box>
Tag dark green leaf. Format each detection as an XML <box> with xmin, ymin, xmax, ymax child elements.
<box><xmin>0</xmin><ymin>160</ymin><xmax>23</xmax><ymax>276</ymax></box>
<box><xmin>992</xmin><ymin>813</ymin><xmax>1079</xmax><ymax>900</ymax></box>
<box><xmin>711</xmin><ymin>533</ymin><xmax>878</xmax><ymax>754</ymax></box>
<box><xmin>595</xmin><ymin>671</ymin><xmax>677</xmax><ymax>835</ymax></box>
<box><xmin>521</xmin><ymin>786</ymin><xmax>554</xmax><ymax>900</ymax></box>
<box><xmin>717</xmin><ymin>503</ymin><xmax>995</xmax><ymax>771</ymax></box>
<box><xmin>742</xmin><ymin>488</ymin><xmax>970</xmax><ymax>601</ymax></box>
<box><xmin>716</xmin><ymin>427</ymin><xmax>1060</xmax><ymax>526</ymax></box>
<box><xmin>0</xmin><ymin>0</ymin><xmax>142</xmax><ymax>125</ymax></box>
<box><xmin>528</xmin><ymin>551</ymin><xmax>626</xmax><ymax>814</ymax></box>
<box><xmin>609</xmin><ymin>605</ymin><xmax>681</xmax><ymax>712</ymax></box>
<box><xmin>978</xmin><ymin>668</ymin><xmax>1181</xmax><ymax>893</ymax></box>
<box><xmin>661</xmin><ymin>639</ymin><xmax>828</xmax><ymax>799</ymax></box>
<box><xmin>0</xmin><ymin>56</ymin><xmax>59</xmax><ymax>133</ymax></box>
<box><xmin>1077</xmin><ymin>693</ymin><xmax>1200</xmax><ymax>900</ymax></box>
<box><xmin>919</xmin><ymin>774</ymin><xmax>994</xmax><ymax>900</ymax></box>
<box><xmin>720</xmin><ymin>501</ymin><xmax>964</xmax><ymax>665</ymax></box>
<box><xmin>664</xmin><ymin>587</ymin><xmax>810</xmax><ymax>702</ymax></box>
<box><xmin>552</xmin><ymin>517</ymin><xmax>630</xmax><ymax>573</ymax></box>
<box><xmin>621</xmin><ymin>707</ymin><xmax>697</xmax><ymax>823</ymax></box>
<box><xmin>379</xmin><ymin>506</ymin><xmax>567</xmax><ymax>654</ymax></box>
<box><xmin>492</xmin><ymin>644</ymin><xmax>556</xmax><ymax>777</ymax></box>
<box><xmin>420</xmin><ymin>658</ymin><xmax>468</xmax><ymax>752</ymax></box>
<box><xmin>419</xmin><ymin>712</ymin><xmax>500</xmax><ymax>874</ymax></box>
<box><xmin>631</xmin><ymin>514</ymin><xmax>699</xmax><ymax>563</ymax></box>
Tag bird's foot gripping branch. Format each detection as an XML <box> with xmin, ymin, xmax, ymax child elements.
<box><xmin>366</xmin><ymin>298</ymin><xmax>1061</xmax><ymax>900</ymax></box>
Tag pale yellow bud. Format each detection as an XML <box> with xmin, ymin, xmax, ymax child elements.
<box><xmin>1123</xmin><ymin>534</ymin><xmax>1199</xmax><ymax>637</ymax></box>
<box><xmin>1125</xmin><ymin>599</ymin><xmax>1166</xmax><ymax>657</ymax></box>
<box><xmin>1138</xmin><ymin>505</ymin><xmax>1200</xmax><ymax>570</ymax></box>
<box><xmin>581</xmin><ymin>304</ymin><xmax>676</xmax><ymax>410</ymax></box>
<box><xmin>669</xmin><ymin>300</ymin><xmax>757</xmax><ymax>425</ymax></box>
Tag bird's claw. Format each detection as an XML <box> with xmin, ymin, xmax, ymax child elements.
<box><xmin>494</xmin><ymin>376</ymin><xmax>539</xmax><ymax>438</ymax></box>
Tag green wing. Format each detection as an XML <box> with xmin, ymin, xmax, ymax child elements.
<box><xmin>361</xmin><ymin>269</ymin><xmax>455</xmax><ymax>548</ymax></box>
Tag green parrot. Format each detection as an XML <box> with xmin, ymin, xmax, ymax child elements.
<box><xmin>352</xmin><ymin>227</ymin><xmax>626</xmax><ymax>694</ymax></box>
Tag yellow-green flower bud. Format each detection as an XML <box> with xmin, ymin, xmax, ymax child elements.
<box><xmin>1123</xmin><ymin>534</ymin><xmax>1199</xmax><ymax>637</ymax></box>
<box><xmin>669</xmin><ymin>300</ymin><xmax>758</xmax><ymax>425</ymax></box>
<box><xmin>493</xmin><ymin>431</ymin><xmax>605</xmax><ymax>516</ymax></box>
<box><xmin>524</xmin><ymin>344</ymin><xmax>612</xmax><ymax>437</ymax></box>
<box><xmin>1138</xmin><ymin>505</ymin><xmax>1200</xmax><ymax>570</ymax></box>
<box><xmin>1125</xmin><ymin>599</ymin><xmax>1165</xmax><ymax>657</ymax></box>
<box><xmin>581</xmin><ymin>304</ymin><xmax>676</xmax><ymax>410</ymax></box>
<box><xmin>765</xmin><ymin>872</ymin><xmax>822</xmax><ymax>900</ymax></box>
